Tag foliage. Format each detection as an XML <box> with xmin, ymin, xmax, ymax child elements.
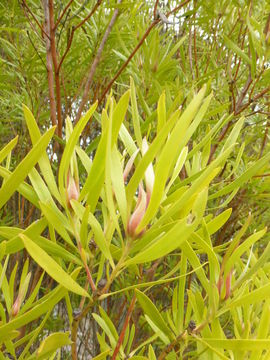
<box><xmin>0</xmin><ymin>0</ymin><xmax>270</xmax><ymax>359</ymax></box>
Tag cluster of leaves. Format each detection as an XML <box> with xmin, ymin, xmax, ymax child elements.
<box><xmin>0</xmin><ymin>80</ymin><xmax>270</xmax><ymax>359</ymax></box>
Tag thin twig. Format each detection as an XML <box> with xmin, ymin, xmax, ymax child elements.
<box><xmin>75</xmin><ymin>1</ymin><xmax>122</xmax><ymax>122</ymax></box>
<box><xmin>26</xmin><ymin>30</ymin><xmax>47</xmax><ymax>68</ymax></box>
<box><xmin>112</xmin><ymin>295</ymin><xmax>137</xmax><ymax>360</ymax></box>
<box><xmin>49</xmin><ymin>0</ymin><xmax>62</xmax><ymax>138</ymax></box>
<box><xmin>71</xmin><ymin>316</ymin><xmax>80</xmax><ymax>360</ymax></box>
<box><xmin>21</xmin><ymin>0</ymin><xmax>50</xmax><ymax>39</ymax></box>
<box><xmin>153</xmin><ymin>0</ymin><xmax>159</xmax><ymax>19</ymax></box>
<box><xmin>43</xmin><ymin>0</ymin><xmax>57</xmax><ymax>128</ymax></box>
<box><xmin>57</xmin><ymin>0</ymin><xmax>102</xmax><ymax>73</ymax></box>
<box><xmin>158</xmin><ymin>331</ymin><xmax>187</xmax><ymax>360</ymax></box>
<box><xmin>235</xmin><ymin>85</ymin><xmax>270</xmax><ymax>115</ymax></box>
<box><xmin>99</xmin><ymin>0</ymin><xmax>192</xmax><ymax>103</ymax></box>
<box><xmin>54</xmin><ymin>0</ymin><xmax>74</xmax><ymax>29</ymax></box>
<box><xmin>20</xmin><ymin>2</ymin><xmax>44</xmax><ymax>41</ymax></box>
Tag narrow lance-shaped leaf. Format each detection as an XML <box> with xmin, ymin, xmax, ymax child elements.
<box><xmin>22</xmin><ymin>105</ymin><xmax>62</xmax><ymax>205</ymax></box>
<box><xmin>58</xmin><ymin>102</ymin><xmax>97</xmax><ymax>205</ymax></box>
<box><xmin>135</xmin><ymin>289</ymin><xmax>172</xmax><ymax>341</ymax></box>
<box><xmin>137</xmin><ymin>87</ymin><xmax>207</xmax><ymax>233</ymax></box>
<box><xmin>0</xmin><ymin>126</ymin><xmax>55</xmax><ymax>210</ymax></box>
<box><xmin>0</xmin><ymin>136</ymin><xmax>18</xmax><ymax>164</ymax></box>
<box><xmin>20</xmin><ymin>234</ymin><xmax>90</xmax><ymax>298</ymax></box>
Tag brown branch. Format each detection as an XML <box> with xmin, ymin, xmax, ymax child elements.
<box><xmin>153</xmin><ymin>0</ymin><xmax>159</xmax><ymax>19</ymax></box>
<box><xmin>98</xmin><ymin>18</ymin><xmax>159</xmax><ymax>104</ymax></box>
<box><xmin>54</xmin><ymin>0</ymin><xmax>74</xmax><ymax>30</ymax></box>
<box><xmin>57</xmin><ymin>0</ymin><xmax>102</xmax><ymax>74</ymax></box>
<box><xmin>71</xmin><ymin>316</ymin><xmax>80</xmax><ymax>360</ymax></box>
<box><xmin>43</xmin><ymin>0</ymin><xmax>57</xmax><ymax>128</ymax></box>
<box><xmin>20</xmin><ymin>2</ymin><xmax>44</xmax><ymax>42</ymax></box>
<box><xmin>235</xmin><ymin>74</ymin><xmax>252</xmax><ymax>112</ymax></box>
<box><xmin>22</xmin><ymin>0</ymin><xmax>50</xmax><ymax>40</ymax></box>
<box><xmin>26</xmin><ymin>30</ymin><xmax>47</xmax><ymax>68</ymax></box>
<box><xmin>158</xmin><ymin>331</ymin><xmax>187</xmax><ymax>360</ymax></box>
<box><xmin>167</xmin><ymin>0</ymin><xmax>192</xmax><ymax>16</ymax></box>
<box><xmin>49</xmin><ymin>0</ymin><xmax>62</xmax><ymax>138</ymax></box>
<box><xmin>112</xmin><ymin>295</ymin><xmax>136</xmax><ymax>360</ymax></box>
<box><xmin>75</xmin><ymin>2</ymin><xmax>121</xmax><ymax>122</ymax></box>
<box><xmin>99</xmin><ymin>0</ymin><xmax>192</xmax><ymax>104</ymax></box>
<box><xmin>235</xmin><ymin>85</ymin><xmax>270</xmax><ymax>115</ymax></box>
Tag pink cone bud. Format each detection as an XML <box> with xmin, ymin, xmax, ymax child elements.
<box><xmin>11</xmin><ymin>297</ymin><xmax>21</xmax><ymax>317</ymax></box>
<box><xmin>225</xmin><ymin>271</ymin><xmax>232</xmax><ymax>300</ymax></box>
<box><xmin>66</xmin><ymin>171</ymin><xmax>80</xmax><ymax>207</ymax></box>
<box><xmin>127</xmin><ymin>183</ymin><xmax>147</xmax><ymax>238</ymax></box>
<box><xmin>217</xmin><ymin>271</ymin><xmax>232</xmax><ymax>300</ymax></box>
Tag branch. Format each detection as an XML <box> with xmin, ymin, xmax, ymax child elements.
<box><xmin>111</xmin><ymin>295</ymin><xmax>136</xmax><ymax>360</ymax></box>
<box><xmin>20</xmin><ymin>1</ymin><xmax>45</xmax><ymax>41</ymax></box>
<box><xmin>54</xmin><ymin>0</ymin><xmax>74</xmax><ymax>30</ymax></box>
<box><xmin>99</xmin><ymin>0</ymin><xmax>192</xmax><ymax>103</ymax></box>
<box><xmin>75</xmin><ymin>1</ymin><xmax>121</xmax><ymax>122</ymax></box>
<box><xmin>49</xmin><ymin>0</ymin><xmax>62</xmax><ymax>138</ymax></box>
<box><xmin>57</xmin><ymin>0</ymin><xmax>102</xmax><ymax>73</ymax></box>
<box><xmin>43</xmin><ymin>0</ymin><xmax>57</xmax><ymax>128</ymax></box>
<box><xmin>234</xmin><ymin>73</ymin><xmax>252</xmax><ymax>112</ymax></box>
<box><xmin>21</xmin><ymin>0</ymin><xmax>50</xmax><ymax>40</ymax></box>
<box><xmin>235</xmin><ymin>85</ymin><xmax>270</xmax><ymax>115</ymax></box>
<box><xmin>153</xmin><ymin>0</ymin><xmax>159</xmax><ymax>19</ymax></box>
<box><xmin>158</xmin><ymin>330</ymin><xmax>187</xmax><ymax>360</ymax></box>
<box><xmin>26</xmin><ymin>30</ymin><xmax>47</xmax><ymax>69</ymax></box>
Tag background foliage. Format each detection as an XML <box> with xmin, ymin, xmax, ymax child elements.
<box><xmin>0</xmin><ymin>0</ymin><xmax>270</xmax><ymax>359</ymax></box>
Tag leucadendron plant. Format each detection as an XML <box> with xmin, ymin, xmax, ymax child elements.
<box><xmin>0</xmin><ymin>79</ymin><xmax>270</xmax><ymax>359</ymax></box>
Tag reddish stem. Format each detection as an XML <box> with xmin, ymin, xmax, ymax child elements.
<box><xmin>112</xmin><ymin>295</ymin><xmax>136</xmax><ymax>360</ymax></box>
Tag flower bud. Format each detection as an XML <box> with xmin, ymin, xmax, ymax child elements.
<box><xmin>11</xmin><ymin>297</ymin><xmax>21</xmax><ymax>317</ymax></box>
<box><xmin>127</xmin><ymin>183</ymin><xmax>147</xmax><ymax>238</ymax></box>
<box><xmin>66</xmin><ymin>171</ymin><xmax>80</xmax><ymax>207</ymax></box>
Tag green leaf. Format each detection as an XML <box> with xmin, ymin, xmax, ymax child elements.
<box><xmin>111</xmin><ymin>146</ymin><xmax>127</xmax><ymax>229</ymax></box>
<box><xmin>223</xmin><ymin>35</ymin><xmax>252</xmax><ymax>64</ymax></box>
<box><xmin>209</xmin><ymin>150</ymin><xmax>270</xmax><ymax>199</ymax></box>
<box><xmin>0</xmin><ymin>330</ymin><xmax>20</xmax><ymax>343</ymax></box>
<box><xmin>39</xmin><ymin>202</ymin><xmax>74</xmax><ymax>247</ymax></box>
<box><xmin>23</xmin><ymin>105</ymin><xmax>62</xmax><ymax>205</ymax></box>
<box><xmin>20</xmin><ymin>234</ymin><xmax>89</xmax><ymax>297</ymax></box>
<box><xmin>70</xmin><ymin>200</ymin><xmax>114</xmax><ymax>266</ymax></box>
<box><xmin>36</xmin><ymin>332</ymin><xmax>72</xmax><ymax>359</ymax></box>
<box><xmin>0</xmin><ymin>127</ymin><xmax>55</xmax><ymax>210</ymax></box>
<box><xmin>136</xmin><ymin>87</ymin><xmax>207</xmax><ymax>233</ymax></box>
<box><xmin>135</xmin><ymin>289</ymin><xmax>172</xmax><ymax>340</ymax></box>
<box><xmin>58</xmin><ymin>102</ymin><xmax>97</xmax><ymax>204</ymax></box>
<box><xmin>130</xmin><ymin>77</ymin><xmax>143</xmax><ymax>148</ymax></box>
<box><xmin>203</xmin><ymin>338</ymin><xmax>270</xmax><ymax>351</ymax></box>
<box><xmin>126</xmin><ymin>214</ymin><xmax>198</xmax><ymax>265</ymax></box>
<box><xmin>0</xmin><ymin>166</ymin><xmax>39</xmax><ymax>208</ymax></box>
<box><xmin>157</xmin><ymin>91</ymin><xmax>166</xmax><ymax>134</ymax></box>
<box><xmin>91</xmin><ymin>350</ymin><xmax>111</xmax><ymax>360</ymax></box>
<box><xmin>126</xmin><ymin>109</ymin><xmax>180</xmax><ymax>207</ymax></box>
<box><xmin>0</xmin><ymin>268</ymin><xmax>82</xmax><ymax>338</ymax></box>
<box><xmin>223</xmin><ymin>228</ymin><xmax>267</xmax><ymax>277</ymax></box>
<box><xmin>0</xmin><ymin>136</ymin><xmax>18</xmax><ymax>164</ymax></box>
